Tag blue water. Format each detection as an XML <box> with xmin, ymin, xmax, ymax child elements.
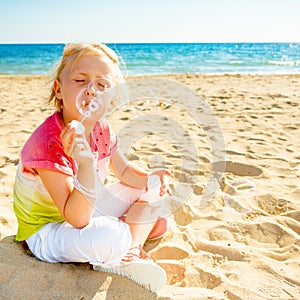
<box><xmin>0</xmin><ymin>43</ymin><xmax>300</xmax><ymax>75</ymax></box>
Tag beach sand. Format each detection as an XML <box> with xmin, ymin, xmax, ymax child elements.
<box><xmin>0</xmin><ymin>74</ymin><xmax>300</xmax><ymax>299</ymax></box>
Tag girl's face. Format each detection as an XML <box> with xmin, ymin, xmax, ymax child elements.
<box><xmin>54</xmin><ymin>55</ymin><xmax>116</xmax><ymax>123</ymax></box>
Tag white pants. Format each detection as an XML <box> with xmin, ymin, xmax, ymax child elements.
<box><xmin>26</xmin><ymin>182</ymin><xmax>145</xmax><ymax>266</ymax></box>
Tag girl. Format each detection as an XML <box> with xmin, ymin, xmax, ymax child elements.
<box><xmin>13</xmin><ymin>43</ymin><xmax>171</xmax><ymax>292</ymax></box>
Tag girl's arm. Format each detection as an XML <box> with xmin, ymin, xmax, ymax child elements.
<box><xmin>37</xmin><ymin>165</ymin><xmax>96</xmax><ymax>228</ymax></box>
<box><xmin>37</xmin><ymin>125</ymin><xmax>99</xmax><ymax>229</ymax></box>
<box><xmin>110</xmin><ymin>147</ymin><xmax>172</xmax><ymax>196</ymax></box>
<box><xmin>110</xmin><ymin>147</ymin><xmax>149</xmax><ymax>189</ymax></box>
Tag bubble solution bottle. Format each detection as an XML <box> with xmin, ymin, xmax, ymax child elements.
<box><xmin>140</xmin><ymin>175</ymin><xmax>162</xmax><ymax>207</ymax></box>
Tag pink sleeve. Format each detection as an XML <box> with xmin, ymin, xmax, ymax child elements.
<box><xmin>21</xmin><ymin>114</ymin><xmax>75</xmax><ymax>176</ymax></box>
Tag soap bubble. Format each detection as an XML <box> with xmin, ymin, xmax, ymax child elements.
<box><xmin>222</xmin><ymin>178</ymin><xmax>257</xmax><ymax>215</ymax></box>
<box><xmin>76</xmin><ymin>89</ymin><xmax>101</xmax><ymax>118</ymax></box>
<box><xmin>75</xmin><ymin>78</ymin><xmax>113</xmax><ymax>122</ymax></box>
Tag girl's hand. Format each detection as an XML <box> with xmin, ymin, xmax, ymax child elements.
<box><xmin>151</xmin><ymin>169</ymin><xmax>172</xmax><ymax>196</ymax></box>
<box><xmin>72</xmin><ymin>136</ymin><xmax>95</xmax><ymax>165</ymax></box>
<box><xmin>60</xmin><ymin>124</ymin><xmax>94</xmax><ymax>165</ymax></box>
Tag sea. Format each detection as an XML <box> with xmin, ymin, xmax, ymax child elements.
<box><xmin>0</xmin><ymin>43</ymin><xmax>300</xmax><ymax>76</ymax></box>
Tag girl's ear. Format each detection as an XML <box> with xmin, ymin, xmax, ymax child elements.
<box><xmin>54</xmin><ymin>80</ymin><xmax>62</xmax><ymax>99</ymax></box>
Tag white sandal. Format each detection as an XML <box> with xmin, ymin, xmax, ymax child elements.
<box><xmin>92</xmin><ymin>246</ymin><xmax>166</xmax><ymax>292</ymax></box>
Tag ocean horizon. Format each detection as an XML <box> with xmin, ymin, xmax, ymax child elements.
<box><xmin>0</xmin><ymin>43</ymin><xmax>300</xmax><ymax>76</ymax></box>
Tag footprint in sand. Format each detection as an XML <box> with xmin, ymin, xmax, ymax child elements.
<box><xmin>194</xmin><ymin>266</ymin><xmax>222</xmax><ymax>289</ymax></box>
<box><xmin>212</xmin><ymin>160</ymin><xmax>263</xmax><ymax>176</ymax></box>
<box><xmin>256</xmin><ymin>194</ymin><xmax>291</xmax><ymax>215</ymax></box>
<box><xmin>150</xmin><ymin>246</ymin><xmax>189</xmax><ymax>285</ymax></box>
<box><xmin>150</xmin><ymin>245</ymin><xmax>189</xmax><ymax>260</ymax></box>
<box><xmin>173</xmin><ymin>205</ymin><xmax>194</xmax><ymax>226</ymax></box>
<box><xmin>158</xmin><ymin>261</ymin><xmax>186</xmax><ymax>285</ymax></box>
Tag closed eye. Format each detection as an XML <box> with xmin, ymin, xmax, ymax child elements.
<box><xmin>97</xmin><ymin>82</ymin><xmax>106</xmax><ymax>88</ymax></box>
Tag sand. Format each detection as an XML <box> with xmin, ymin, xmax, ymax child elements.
<box><xmin>0</xmin><ymin>74</ymin><xmax>300</xmax><ymax>299</ymax></box>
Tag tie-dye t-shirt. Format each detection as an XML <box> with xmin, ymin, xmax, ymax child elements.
<box><xmin>13</xmin><ymin>111</ymin><xmax>118</xmax><ymax>241</ymax></box>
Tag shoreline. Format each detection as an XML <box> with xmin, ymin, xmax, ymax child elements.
<box><xmin>1</xmin><ymin>72</ymin><xmax>300</xmax><ymax>77</ymax></box>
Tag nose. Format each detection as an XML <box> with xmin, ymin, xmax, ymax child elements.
<box><xmin>85</xmin><ymin>89</ymin><xmax>96</xmax><ymax>97</ymax></box>
<box><xmin>85</xmin><ymin>81</ymin><xmax>96</xmax><ymax>97</ymax></box>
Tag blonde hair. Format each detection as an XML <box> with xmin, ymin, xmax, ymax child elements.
<box><xmin>48</xmin><ymin>42</ymin><xmax>125</xmax><ymax>111</ymax></box>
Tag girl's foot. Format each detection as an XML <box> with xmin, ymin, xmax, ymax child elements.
<box><xmin>93</xmin><ymin>246</ymin><xmax>166</xmax><ymax>292</ymax></box>
<box><xmin>121</xmin><ymin>245</ymin><xmax>154</xmax><ymax>262</ymax></box>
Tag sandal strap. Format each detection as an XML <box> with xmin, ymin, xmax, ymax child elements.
<box><xmin>122</xmin><ymin>245</ymin><xmax>155</xmax><ymax>263</ymax></box>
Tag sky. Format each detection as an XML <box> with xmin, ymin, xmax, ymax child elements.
<box><xmin>0</xmin><ymin>0</ymin><xmax>299</xmax><ymax>43</ymax></box>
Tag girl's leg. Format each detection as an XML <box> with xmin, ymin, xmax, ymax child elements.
<box><xmin>26</xmin><ymin>185</ymin><xmax>167</xmax><ymax>292</ymax></box>
<box><xmin>125</xmin><ymin>201</ymin><xmax>161</xmax><ymax>250</ymax></box>
<box><xmin>93</xmin><ymin>182</ymin><xmax>164</xmax><ymax>250</ymax></box>
<box><xmin>93</xmin><ymin>182</ymin><xmax>143</xmax><ymax>218</ymax></box>
<box><xmin>26</xmin><ymin>217</ymin><xmax>132</xmax><ymax>266</ymax></box>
